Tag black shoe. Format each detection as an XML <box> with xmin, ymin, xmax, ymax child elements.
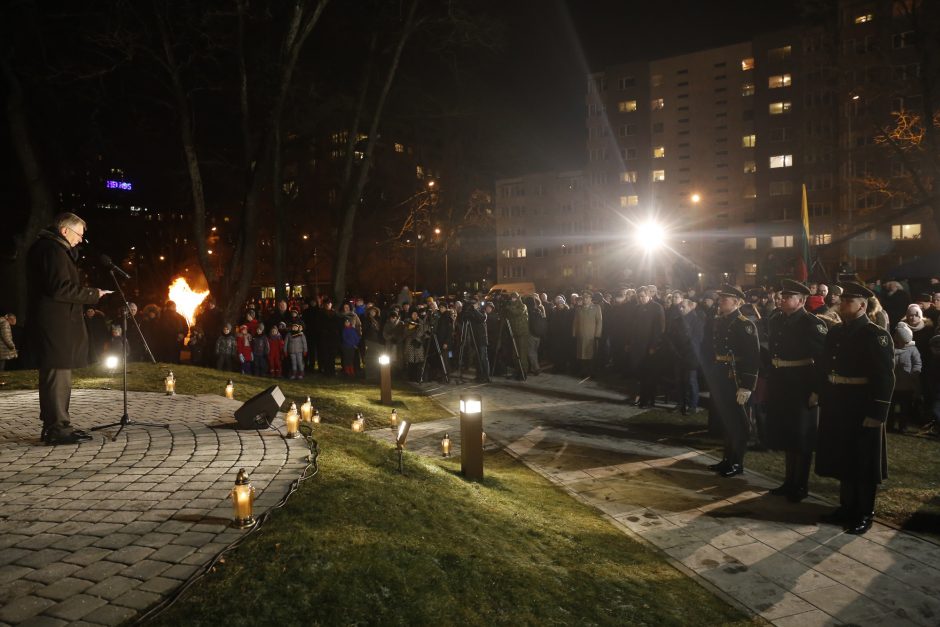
<box><xmin>707</xmin><ymin>459</ymin><xmax>730</xmax><ymax>471</ymax></box>
<box><xmin>719</xmin><ymin>464</ymin><xmax>744</xmax><ymax>477</ymax></box>
<box><xmin>846</xmin><ymin>515</ymin><xmax>874</xmax><ymax>535</ymax></box>
<box><xmin>47</xmin><ymin>431</ymin><xmax>93</xmax><ymax>445</ymax></box>
<box><xmin>769</xmin><ymin>483</ymin><xmax>792</xmax><ymax>496</ymax></box>
<box><xmin>819</xmin><ymin>507</ymin><xmax>848</xmax><ymax>526</ymax></box>
<box><xmin>786</xmin><ymin>487</ymin><xmax>809</xmax><ymax>503</ymax></box>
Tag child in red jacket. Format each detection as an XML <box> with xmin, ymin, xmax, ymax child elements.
<box><xmin>268</xmin><ymin>326</ymin><xmax>285</xmax><ymax>377</ymax></box>
<box><xmin>236</xmin><ymin>324</ymin><xmax>253</xmax><ymax>374</ymax></box>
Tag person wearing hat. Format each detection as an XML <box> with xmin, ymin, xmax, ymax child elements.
<box><xmin>573</xmin><ymin>291</ymin><xmax>603</xmax><ymax>377</ymax></box>
<box><xmin>815</xmin><ymin>282</ymin><xmax>895</xmax><ymax>535</ymax></box>
<box><xmin>627</xmin><ymin>286</ymin><xmax>665</xmax><ymax>406</ymax></box>
<box><xmin>705</xmin><ymin>284</ymin><xmax>760</xmax><ymax>477</ymax></box>
<box><xmin>764</xmin><ymin>279</ymin><xmax>828</xmax><ymax>502</ymax></box>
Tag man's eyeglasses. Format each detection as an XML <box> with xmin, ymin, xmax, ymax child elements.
<box><xmin>66</xmin><ymin>226</ymin><xmax>85</xmax><ymax>240</ymax></box>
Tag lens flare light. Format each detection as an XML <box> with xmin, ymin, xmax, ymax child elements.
<box><xmin>634</xmin><ymin>221</ymin><xmax>666</xmax><ymax>252</ymax></box>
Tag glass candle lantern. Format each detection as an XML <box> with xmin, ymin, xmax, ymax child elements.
<box><xmin>312</xmin><ymin>409</ymin><xmax>321</xmax><ymax>424</ymax></box>
<box><xmin>301</xmin><ymin>397</ymin><xmax>313</xmax><ymax>422</ymax></box>
<box><xmin>165</xmin><ymin>371</ymin><xmax>176</xmax><ymax>395</ymax></box>
<box><xmin>230</xmin><ymin>469</ymin><xmax>256</xmax><ymax>528</ymax></box>
<box><xmin>390</xmin><ymin>408</ymin><xmax>398</xmax><ymax>429</ymax></box>
<box><xmin>352</xmin><ymin>412</ymin><xmax>365</xmax><ymax>433</ymax></box>
<box><xmin>225</xmin><ymin>380</ymin><xmax>235</xmax><ymax>399</ymax></box>
<box><xmin>442</xmin><ymin>433</ymin><xmax>451</xmax><ymax>457</ymax></box>
<box><xmin>285</xmin><ymin>402</ymin><xmax>300</xmax><ymax>438</ymax></box>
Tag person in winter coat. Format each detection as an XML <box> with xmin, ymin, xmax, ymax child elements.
<box><xmin>215</xmin><ymin>323</ymin><xmax>237</xmax><ymax>372</ymax></box>
<box><xmin>382</xmin><ymin>311</ymin><xmax>405</xmax><ymax>372</ymax></box>
<box><xmin>341</xmin><ymin>318</ymin><xmax>361</xmax><ymax>377</ymax></box>
<box><xmin>502</xmin><ymin>293</ymin><xmax>530</xmax><ymax>376</ymax></box>
<box><xmin>403</xmin><ymin>310</ymin><xmax>428</xmax><ymax>381</ymax></box>
<box><xmin>0</xmin><ymin>313</ymin><xmax>18</xmax><ymax>372</ymax></box>
<box><xmin>268</xmin><ymin>326</ymin><xmax>286</xmax><ymax>377</ymax></box>
<box><xmin>250</xmin><ymin>323</ymin><xmax>270</xmax><ymax>376</ymax></box>
<box><xmin>628</xmin><ymin>286</ymin><xmax>665</xmax><ymax>406</ymax></box>
<box><xmin>236</xmin><ymin>325</ymin><xmax>253</xmax><ymax>374</ymax></box>
<box><xmin>890</xmin><ymin>321</ymin><xmax>922</xmax><ymax>433</ymax></box>
<box><xmin>548</xmin><ymin>296</ymin><xmax>573</xmax><ymax>374</ymax></box>
<box><xmin>572</xmin><ymin>291</ymin><xmax>603</xmax><ymax>377</ymax></box>
<box><xmin>286</xmin><ymin>322</ymin><xmax>308</xmax><ymax>379</ymax></box>
<box><xmin>27</xmin><ymin>213</ymin><xmax>111</xmax><ymax>444</ymax></box>
<box><xmin>668</xmin><ymin>298</ymin><xmax>704</xmax><ymax>414</ymax></box>
<box><xmin>524</xmin><ymin>295</ymin><xmax>547</xmax><ymax>375</ymax></box>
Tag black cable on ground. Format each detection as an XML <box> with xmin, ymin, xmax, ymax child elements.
<box><xmin>136</xmin><ymin>422</ymin><xmax>320</xmax><ymax>625</ymax></box>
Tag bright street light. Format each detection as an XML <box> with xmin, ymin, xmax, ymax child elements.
<box><xmin>691</xmin><ymin>193</ymin><xmax>701</xmax><ymax>203</ymax></box>
<box><xmin>634</xmin><ymin>221</ymin><xmax>666</xmax><ymax>252</ymax></box>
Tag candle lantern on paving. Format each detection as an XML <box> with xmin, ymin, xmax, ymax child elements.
<box><xmin>231</xmin><ymin>468</ymin><xmax>256</xmax><ymax>528</ymax></box>
<box><xmin>225</xmin><ymin>380</ymin><xmax>235</xmax><ymax>399</ymax></box>
<box><xmin>165</xmin><ymin>371</ymin><xmax>176</xmax><ymax>396</ymax></box>
<box><xmin>459</xmin><ymin>394</ymin><xmax>483</xmax><ymax>481</ymax></box>
<box><xmin>441</xmin><ymin>433</ymin><xmax>452</xmax><ymax>457</ymax></box>
<box><xmin>285</xmin><ymin>402</ymin><xmax>300</xmax><ymax>438</ymax></box>
<box><xmin>301</xmin><ymin>397</ymin><xmax>313</xmax><ymax>422</ymax></box>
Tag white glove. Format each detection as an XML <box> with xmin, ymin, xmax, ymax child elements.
<box><xmin>736</xmin><ymin>388</ymin><xmax>751</xmax><ymax>405</ymax></box>
<box><xmin>808</xmin><ymin>392</ymin><xmax>819</xmax><ymax>407</ymax></box>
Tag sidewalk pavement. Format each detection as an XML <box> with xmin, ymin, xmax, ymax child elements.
<box><xmin>369</xmin><ymin>373</ymin><xmax>940</xmax><ymax>626</ymax></box>
<box><xmin>0</xmin><ymin>389</ymin><xmax>308</xmax><ymax>626</ymax></box>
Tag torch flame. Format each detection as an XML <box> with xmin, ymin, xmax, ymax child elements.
<box><xmin>168</xmin><ymin>277</ymin><xmax>210</xmax><ymax>327</ymax></box>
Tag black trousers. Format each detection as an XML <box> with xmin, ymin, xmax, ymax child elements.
<box><xmin>38</xmin><ymin>368</ymin><xmax>75</xmax><ymax>437</ymax></box>
<box><xmin>840</xmin><ymin>479</ymin><xmax>877</xmax><ymax>521</ymax></box>
<box><xmin>711</xmin><ymin>373</ymin><xmax>749</xmax><ymax>466</ymax></box>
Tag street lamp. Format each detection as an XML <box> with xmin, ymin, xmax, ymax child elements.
<box><xmin>691</xmin><ymin>193</ymin><xmax>702</xmax><ymax>204</ymax></box>
<box><xmin>634</xmin><ymin>220</ymin><xmax>666</xmax><ymax>252</ymax></box>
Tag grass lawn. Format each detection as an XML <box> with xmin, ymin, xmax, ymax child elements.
<box><xmin>623</xmin><ymin>407</ymin><xmax>940</xmax><ymax>538</ymax></box>
<box><xmin>0</xmin><ymin>364</ymin><xmax>751</xmax><ymax>625</ymax></box>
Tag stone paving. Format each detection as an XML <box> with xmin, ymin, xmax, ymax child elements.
<box><xmin>0</xmin><ymin>389</ymin><xmax>309</xmax><ymax>626</ymax></box>
<box><xmin>370</xmin><ymin>373</ymin><xmax>940</xmax><ymax>626</ymax></box>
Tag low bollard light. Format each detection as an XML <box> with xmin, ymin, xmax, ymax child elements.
<box><xmin>379</xmin><ymin>354</ymin><xmax>392</xmax><ymax>405</ymax></box>
<box><xmin>165</xmin><ymin>371</ymin><xmax>176</xmax><ymax>396</ymax></box>
<box><xmin>459</xmin><ymin>394</ymin><xmax>483</xmax><ymax>481</ymax></box>
<box><xmin>231</xmin><ymin>468</ymin><xmax>256</xmax><ymax>529</ymax></box>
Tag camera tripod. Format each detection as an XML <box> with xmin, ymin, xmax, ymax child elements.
<box><xmin>454</xmin><ymin>318</ymin><xmax>485</xmax><ymax>383</ymax></box>
<box><xmin>490</xmin><ymin>317</ymin><xmax>526</xmax><ymax>381</ymax></box>
<box><xmin>419</xmin><ymin>331</ymin><xmax>450</xmax><ymax>384</ymax></box>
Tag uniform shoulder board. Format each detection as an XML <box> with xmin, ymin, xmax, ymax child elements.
<box><xmin>810</xmin><ymin>314</ymin><xmax>828</xmax><ymax>334</ymax></box>
<box><xmin>738</xmin><ymin>313</ymin><xmax>749</xmax><ymax>322</ymax></box>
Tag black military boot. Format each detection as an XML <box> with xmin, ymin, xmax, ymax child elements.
<box><xmin>787</xmin><ymin>452</ymin><xmax>810</xmax><ymax>503</ymax></box>
<box><xmin>770</xmin><ymin>451</ymin><xmax>794</xmax><ymax>496</ymax></box>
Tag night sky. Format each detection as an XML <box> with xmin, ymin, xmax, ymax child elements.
<box><xmin>483</xmin><ymin>0</ymin><xmax>805</xmax><ymax>174</ymax></box>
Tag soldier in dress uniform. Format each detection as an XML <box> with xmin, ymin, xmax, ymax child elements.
<box><xmin>705</xmin><ymin>285</ymin><xmax>761</xmax><ymax>477</ymax></box>
<box><xmin>816</xmin><ymin>282</ymin><xmax>895</xmax><ymax>535</ymax></box>
<box><xmin>765</xmin><ymin>279</ymin><xmax>827</xmax><ymax>502</ymax></box>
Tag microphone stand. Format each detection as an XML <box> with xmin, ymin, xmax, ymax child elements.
<box><xmin>91</xmin><ymin>269</ymin><xmax>168</xmax><ymax>441</ymax></box>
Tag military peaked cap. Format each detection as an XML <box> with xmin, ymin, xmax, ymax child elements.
<box><xmin>838</xmin><ymin>282</ymin><xmax>874</xmax><ymax>299</ymax></box>
<box><xmin>779</xmin><ymin>279</ymin><xmax>810</xmax><ymax>296</ymax></box>
<box><xmin>717</xmin><ymin>284</ymin><xmax>746</xmax><ymax>299</ymax></box>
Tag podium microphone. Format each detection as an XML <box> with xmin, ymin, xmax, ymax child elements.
<box><xmin>100</xmin><ymin>254</ymin><xmax>132</xmax><ymax>279</ymax></box>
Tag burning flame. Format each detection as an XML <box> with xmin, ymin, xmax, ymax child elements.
<box><xmin>168</xmin><ymin>277</ymin><xmax>210</xmax><ymax>327</ymax></box>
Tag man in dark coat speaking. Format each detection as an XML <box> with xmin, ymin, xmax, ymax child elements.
<box><xmin>27</xmin><ymin>213</ymin><xmax>112</xmax><ymax>444</ymax></box>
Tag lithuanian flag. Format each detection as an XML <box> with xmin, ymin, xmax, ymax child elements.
<box><xmin>795</xmin><ymin>183</ymin><xmax>811</xmax><ymax>281</ymax></box>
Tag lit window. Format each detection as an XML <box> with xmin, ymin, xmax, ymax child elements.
<box><xmin>812</xmin><ymin>233</ymin><xmax>832</xmax><ymax>245</ymax></box>
<box><xmin>744</xmin><ymin>263</ymin><xmax>758</xmax><ymax>276</ymax></box>
<box><xmin>768</xmin><ymin>45</ymin><xmax>791</xmax><ymax>60</ymax></box>
<box><xmin>744</xmin><ymin>237</ymin><xmax>757</xmax><ymax>249</ymax></box>
<box><xmin>768</xmin><ymin>74</ymin><xmax>792</xmax><ymax>88</ymax></box>
<box><xmin>618</xmin><ymin>100</ymin><xmax>637</xmax><ymax>113</ymax></box>
<box><xmin>743</xmin><ymin>160</ymin><xmax>757</xmax><ymax>173</ymax></box>
<box><xmin>854</xmin><ymin>13</ymin><xmax>874</xmax><ymax>24</ymax></box>
<box><xmin>742</xmin><ymin>82</ymin><xmax>755</xmax><ymax>96</ymax></box>
<box><xmin>621</xmin><ymin>195</ymin><xmax>639</xmax><ymax>207</ymax></box>
<box><xmin>516</xmin><ymin>248</ymin><xmax>527</xmax><ymax>258</ymax></box>
<box><xmin>621</xmin><ymin>171</ymin><xmax>637</xmax><ymax>183</ymax></box>
<box><xmin>500</xmin><ymin>249</ymin><xmax>511</xmax><ymax>258</ymax></box>
<box><xmin>653</xmin><ymin>146</ymin><xmax>665</xmax><ymax>158</ymax></box>
<box><xmin>394</xmin><ymin>143</ymin><xmax>404</xmax><ymax>153</ymax></box>
<box><xmin>769</xmin><ymin>154</ymin><xmax>793</xmax><ymax>168</ymax></box>
<box><xmin>562</xmin><ymin>267</ymin><xmax>574</xmax><ymax>278</ymax></box>
<box><xmin>741</xmin><ymin>57</ymin><xmax>755</xmax><ymax>71</ymax></box>
<box><xmin>652</xmin><ymin>170</ymin><xmax>665</xmax><ymax>182</ymax></box>
<box><xmin>651</xmin><ymin>98</ymin><xmax>665</xmax><ymax>111</ymax></box>
<box><xmin>892</xmin><ymin>224</ymin><xmax>922</xmax><ymax>240</ymax></box>
<box><xmin>771</xmin><ymin>235</ymin><xmax>794</xmax><ymax>248</ymax></box>
<box><xmin>742</xmin><ymin>134</ymin><xmax>757</xmax><ymax>147</ymax></box>
<box><xmin>769</xmin><ymin>101</ymin><xmax>792</xmax><ymax>114</ymax></box>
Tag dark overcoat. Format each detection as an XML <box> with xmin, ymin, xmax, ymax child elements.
<box><xmin>765</xmin><ymin>308</ymin><xmax>827</xmax><ymax>452</ymax></box>
<box><xmin>26</xmin><ymin>229</ymin><xmax>100</xmax><ymax>370</ymax></box>
<box><xmin>815</xmin><ymin>314</ymin><xmax>895</xmax><ymax>482</ymax></box>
